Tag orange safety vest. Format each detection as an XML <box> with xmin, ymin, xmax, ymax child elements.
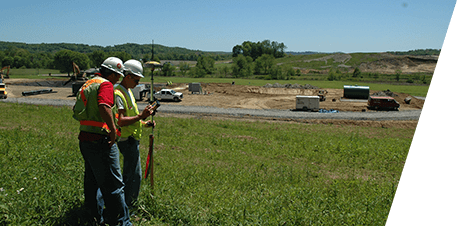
<box><xmin>73</xmin><ymin>77</ymin><xmax>121</xmax><ymax>137</ymax></box>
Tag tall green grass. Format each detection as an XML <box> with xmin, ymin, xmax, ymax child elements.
<box><xmin>0</xmin><ymin>102</ymin><xmax>413</xmax><ymax>225</ymax></box>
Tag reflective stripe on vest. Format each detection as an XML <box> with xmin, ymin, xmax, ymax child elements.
<box><xmin>79</xmin><ymin>120</ymin><xmax>122</xmax><ymax>137</ymax></box>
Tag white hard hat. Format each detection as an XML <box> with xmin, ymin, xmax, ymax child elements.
<box><xmin>124</xmin><ymin>59</ymin><xmax>144</xmax><ymax>78</ymax></box>
<box><xmin>101</xmin><ymin>57</ymin><xmax>124</xmax><ymax>76</ymax></box>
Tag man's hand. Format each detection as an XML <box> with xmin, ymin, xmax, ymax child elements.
<box><xmin>99</xmin><ymin>104</ymin><xmax>117</xmax><ymax>147</ymax></box>
<box><xmin>108</xmin><ymin>130</ymin><xmax>116</xmax><ymax>147</ymax></box>
<box><xmin>143</xmin><ymin>120</ymin><xmax>156</xmax><ymax>128</ymax></box>
<box><xmin>139</xmin><ymin>105</ymin><xmax>155</xmax><ymax>119</ymax></box>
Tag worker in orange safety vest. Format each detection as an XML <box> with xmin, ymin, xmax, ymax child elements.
<box><xmin>73</xmin><ymin>57</ymin><xmax>132</xmax><ymax>226</ymax></box>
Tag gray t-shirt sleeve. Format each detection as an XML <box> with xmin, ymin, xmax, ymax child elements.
<box><xmin>116</xmin><ymin>95</ymin><xmax>125</xmax><ymax>110</ymax></box>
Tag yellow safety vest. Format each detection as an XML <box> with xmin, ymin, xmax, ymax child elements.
<box><xmin>114</xmin><ymin>84</ymin><xmax>142</xmax><ymax>140</ymax></box>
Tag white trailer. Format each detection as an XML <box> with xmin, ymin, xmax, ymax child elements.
<box><xmin>296</xmin><ymin>96</ymin><xmax>320</xmax><ymax>111</ymax></box>
<box><xmin>131</xmin><ymin>84</ymin><xmax>147</xmax><ymax>101</ymax></box>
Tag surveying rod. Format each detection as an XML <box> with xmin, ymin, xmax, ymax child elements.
<box><xmin>148</xmin><ymin>66</ymin><xmax>155</xmax><ymax>189</ymax></box>
<box><xmin>144</xmin><ymin>61</ymin><xmax>161</xmax><ymax>189</ymax></box>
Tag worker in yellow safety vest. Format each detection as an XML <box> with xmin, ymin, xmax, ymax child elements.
<box><xmin>73</xmin><ymin>57</ymin><xmax>132</xmax><ymax>226</ymax></box>
<box><xmin>114</xmin><ymin>59</ymin><xmax>156</xmax><ymax>208</ymax></box>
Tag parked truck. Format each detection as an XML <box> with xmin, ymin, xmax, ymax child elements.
<box><xmin>153</xmin><ymin>89</ymin><xmax>183</xmax><ymax>102</ymax></box>
<box><xmin>367</xmin><ymin>96</ymin><xmax>400</xmax><ymax>111</ymax></box>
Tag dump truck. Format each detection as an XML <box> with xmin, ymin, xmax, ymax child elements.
<box><xmin>367</xmin><ymin>96</ymin><xmax>400</xmax><ymax>111</ymax></box>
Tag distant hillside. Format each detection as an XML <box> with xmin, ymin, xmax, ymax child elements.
<box><xmin>0</xmin><ymin>41</ymin><xmax>231</xmax><ymax>61</ymax></box>
<box><xmin>275</xmin><ymin>52</ymin><xmax>438</xmax><ymax>74</ymax></box>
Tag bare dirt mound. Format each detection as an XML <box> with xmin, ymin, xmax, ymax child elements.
<box><xmin>358</xmin><ymin>55</ymin><xmax>437</xmax><ymax>74</ymax></box>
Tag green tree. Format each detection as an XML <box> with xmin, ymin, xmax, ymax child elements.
<box><xmin>53</xmin><ymin>50</ymin><xmax>90</xmax><ymax>75</ymax></box>
<box><xmin>254</xmin><ymin>54</ymin><xmax>274</xmax><ymax>75</ymax></box>
<box><xmin>395</xmin><ymin>70</ymin><xmax>402</xmax><ymax>81</ymax></box>
<box><xmin>190</xmin><ymin>66</ymin><xmax>206</xmax><ymax>78</ymax></box>
<box><xmin>108</xmin><ymin>51</ymin><xmax>132</xmax><ymax>62</ymax></box>
<box><xmin>13</xmin><ymin>55</ymin><xmax>31</xmax><ymax>68</ymax></box>
<box><xmin>353</xmin><ymin>67</ymin><xmax>361</xmax><ymax>78</ymax></box>
<box><xmin>232</xmin><ymin>55</ymin><xmax>252</xmax><ymax>78</ymax></box>
<box><xmin>196</xmin><ymin>56</ymin><xmax>215</xmax><ymax>75</ymax></box>
<box><xmin>233</xmin><ymin>40</ymin><xmax>287</xmax><ymax>61</ymax></box>
<box><xmin>269</xmin><ymin>66</ymin><xmax>283</xmax><ymax>80</ymax></box>
<box><xmin>0</xmin><ymin>51</ymin><xmax>4</xmax><ymax>67</ymax></box>
<box><xmin>285</xmin><ymin>67</ymin><xmax>295</xmax><ymax>80</ymax></box>
<box><xmin>221</xmin><ymin>65</ymin><xmax>230</xmax><ymax>78</ymax></box>
<box><xmin>328</xmin><ymin>69</ymin><xmax>340</xmax><ymax>81</ymax></box>
<box><xmin>88</xmin><ymin>50</ymin><xmax>107</xmax><ymax>68</ymax></box>
<box><xmin>295</xmin><ymin>69</ymin><xmax>301</xmax><ymax>76</ymax></box>
<box><xmin>2</xmin><ymin>56</ymin><xmax>14</xmax><ymax>67</ymax></box>
<box><xmin>162</xmin><ymin>62</ymin><xmax>176</xmax><ymax>77</ymax></box>
<box><xmin>178</xmin><ymin>62</ymin><xmax>190</xmax><ymax>76</ymax></box>
<box><xmin>232</xmin><ymin>45</ymin><xmax>243</xmax><ymax>58</ymax></box>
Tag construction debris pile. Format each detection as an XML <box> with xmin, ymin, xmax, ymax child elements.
<box><xmin>370</xmin><ymin>90</ymin><xmax>398</xmax><ymax>97</ymax></box>
<box><xmin>263</xmin><ymin>83</ymin><xmax>320</xmax><ymax>89</ymax></box>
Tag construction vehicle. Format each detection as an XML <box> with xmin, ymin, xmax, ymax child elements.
<box><xmin>0</xmin><ymin>66</ymin><xmax>10</xmax><ymax>80</ymax></box>
<box><xmin>0</xmin><ymin>66</ymin><xmax>9</xmax><ymax>99</ymax></box>
<box><xmin>65</xmin><ymin>62</ymin><xmax>96</xmax><ymax>96</ymax></box>
<box><xmin>0</xmin><ymin>81</ymin><xmax>7</xmax><ymax>99</ymax></box>
<box><xmin>65</xmin><ymin>62</ymin><xmax>87</xmax><ymax>85</ymax></box>
<box><xmin>318</xmin><ymin>89</ymin><xmax>328</xmax><ymax>101</ymax></box>
<box><xmin>367</xmin><ymin>96</ymin><xmax>400</xmax><ymax>111</ymax></box>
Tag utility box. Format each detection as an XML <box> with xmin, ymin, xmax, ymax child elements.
<box><xmin>296</xmin><ymin>96</ymin><xmax>320</xmax><ymax>111</ymax></box>
<box><xmin>188</xmin><ymin>82</ymin><xmax>202</xmax><ymax>94</ymax></box>
<box><xmin>343</xmin><ymin>85</ymin><xmax>370</xmax><ymax>99</ymax></box>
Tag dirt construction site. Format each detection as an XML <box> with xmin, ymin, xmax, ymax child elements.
<box><xmin>165</xmin><ymin>82</ymin><xmax>424</xmax><ymax>112</ymax></box>
<box><xmin>3</xmin><ymin>78</ymin><xmax>424</xmax><ymax>129</ymax></box>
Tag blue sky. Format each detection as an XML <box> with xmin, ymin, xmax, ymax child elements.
<box><xmin>2</xmin><ymin>0</ymin><xmax>455</xmax><ymax>53</ymax></box>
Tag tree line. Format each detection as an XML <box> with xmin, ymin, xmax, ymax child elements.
<box><xmin>387</xmin><ymin>49</ymin><xmax>440</xmax><ymax>56</ymax></box>
<box><xmin>0</xmin><ymin>41</ymin><xmax>231</xmax><ymax>73</ymax></box>
<box><xmin>232</xmin><ymin>40</ymin><xmax>286</xmax><ymax>60</ymax></box>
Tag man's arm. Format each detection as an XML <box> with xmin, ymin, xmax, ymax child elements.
<box><xmin>117</xmin><ymin>106</ymin><xmax>154</xmax><ymax>127</ymax></box>
<box><xmin>99</xmin><ymin>104</ymin><xmax>117</xmax><ymax>146</ymax></box>
<box><xmin>97</xmin><ymin>82</ymin><xmax>116</xmax><ymax>146</ymax></box>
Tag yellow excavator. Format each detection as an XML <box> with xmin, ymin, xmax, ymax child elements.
<box><xmin>64</xmin><ymin>62</ymin><xmax>87</xmax><ymax>86</ymax></box>
<box><xmin>0</xmin><ymin>66</ymin><xmax>10</xmax><ymax>80</ymax></box>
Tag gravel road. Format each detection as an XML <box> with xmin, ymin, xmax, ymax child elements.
<box><xmin>2</xmin><ymin>97</ymin><xmax>421</xmax><ymax>121</ymax></box>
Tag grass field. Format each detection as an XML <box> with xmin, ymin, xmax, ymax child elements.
<box><xmin>0</xmin><ymin>102</ymin><xmax>413</xmax><ymax>225</ymax></box>
<box><xmin>6</xmin><ymin>68</ymin><xmax>62</xmax><ymax>79</ymax></box>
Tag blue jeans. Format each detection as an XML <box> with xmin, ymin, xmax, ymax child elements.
<box><xmin>79</xmin><ymin>137</ymin><xmax>131</xmax><ymax>226</ymax></box>
<box><xmin>118</xmin><ymin>137</ymin><xmax>142</xmax><ymax>207</ymax></box>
